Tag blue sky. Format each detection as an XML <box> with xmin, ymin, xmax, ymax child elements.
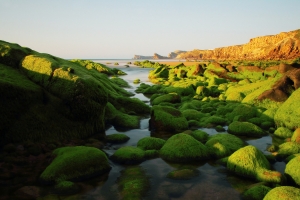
<box><xmin>1</xmin><ymin>0</ymin><xmax>300</xmax><ymax>59</ymax></box>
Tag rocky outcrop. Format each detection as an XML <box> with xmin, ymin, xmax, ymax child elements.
<box><xmin>177</xmin><ymin>29</ymin><xmax>300</xmax><ymax>60</ymax></box>
<box><xmin>133</xmin><ymin>55</ymin><xmax>153</xmax><ymax>59</ymax></box>
<box><xmin>153</xmin><ymin>53</ymin><xmax>169</xmax><ymax>59</ymax></box>
<box><xmin>168</xmin><ymin>50</ymin><xmax>186</xmax><ymax>58</ymax></box>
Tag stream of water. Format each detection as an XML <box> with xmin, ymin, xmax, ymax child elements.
<box><xmin>73</xmin><ymin>61</ymin><xmax>286</xmax><ymax>200</ymax></box>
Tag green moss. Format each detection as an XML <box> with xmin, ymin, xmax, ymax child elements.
<box><xmin>248</xmin><ymin>117</ymin><xmax>262</xmax><ymax>126</ymax></box>
<box><xmin>274</xmin><ymin>88</ymin><xmax>300</xmax><ymax>129</ymax></box>
<box><xmin>71</xmin><ymin>59</ymin><xmax>115</xmax><ymax>75</ymax></box>
<box><xmin>40</xmin><ymin>146</ymin><xmax>111</xmax><ymax>183</ymax></box>
<box><xmin>159</xmin><ymin>133</ymin><xmax>210</xmax><ymax>162</ymax></box>
<box><xmin>150</xmin><ymin>105</ymin><xmax>188</xmax><ymax>133</ymax></box>
<box><xmin>53</xmin><ymin>180</ymin><xmax>79</xmax><ymax>195</ymax></box>
<box><xmin>203</xmin><ymin>115</ymin><xmax>227</xmax><ymax>126</ymax></box>
<box><xmin>166</xmin><ymin>168</ymin><xmax>199</xmax><ymax>180</ymax></box>
<box><xmin>111</xmin><ymin>146</ymin><xmax>145</xmax><ymax>164</ymax></box>
<box><xmin>228</xmin><ymin>121</ymin><xmax>266</xmax><ymax>137</ymax></box>
<box><xmin>190</xmin><ymin>130</ymin><xmax>209</xmax><ymax>143</ymax></box>
<box><xmin>242</xmin><ymin>185</ymin><xmax>271</xmax><ymax>200</ymax></box>
<box><xmin>227</xmin><ymin>145</ymin><xmax>283</xmax><ymax>183</ymax></box>
<box><xmin>285</xmin><ymin>156</ymin><xmax>300</xmax><ymax>186</ymax></box>
<box><xmin>133</xmin><ymin>79</ymin><xmax>140</xmax><ymax>84</ymax></box>
<box><xmin>205</xmin><ymin>133</ymin><xmax>245</xmax><ymax>158</ymax></box>
<box><xmin>106</xmin><ymin>133</ymin><xmax>130</xmax><ymax>143</ymax></box>
<box><xmin>110</xmin><ymin>77</ymin><xmax>130</xmax><ymax>87</ymax></box>
<box><xmin>261</xmin><ymin>121</ymin><xmax>274</xmax><ymax>130</ymax></box>
<box><xmin>144</xmin><ymin>150</ymin><xmax>159</xmax><ymax>158</ymax></box>
<box><xmin>118</xmin><ymin>166</ymin><xmax>150</xmax><ymax>200</ymax></box>
<box><xmin>274</xmin><ymin>127</ymin><xmax>293</xmax><ymax>139</ymax></box>
<box><xmin>226</xmin><ymin>104</ymin><xmax>258</xmax><ymax>122</ymax></box>
<box><xmin>182</xmin><ymin>109</ymin><xmax>205</xmax><ymax>121</ymax></box>
<box><xmin>277</xmin><ymin>142</ymin><xmax>300</xmax><ymax>159</ymax></box>
<box><xmin>263</xmin><ymin>186</ymin><xmax>300</xmax><ymax>200</ymax></box>
<box><xmin>137</xmin><ymin>137</ymin><xmax>166</xmax><ymax>150</ymax></box>
<box><xmin>291</xmin><ymin>128</ymin><xmax>300</xmax><ymax>143</ymax></box>
<box><xmin>151</xmin><ymin>93</ymin><xmax>181</xmax><ymax>105</ymax></box>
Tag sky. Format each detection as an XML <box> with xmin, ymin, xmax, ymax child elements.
<box><xmin>1</xmin><ymin>0</ymin><xmax>300</xmax><ymax>59</ymax></box>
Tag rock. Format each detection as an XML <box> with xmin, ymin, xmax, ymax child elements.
<box><xmin>110</xmin><ymin>146</ymin><xmax>145</xmax><ymax>164</ymax></box>
<box><xmin>39</xmin><ymin>146</ymin><xmax>111</xmax><ymax>184</ymax></box>
<box><xmin>166</xmin><ymin>168</ymin><xmax>200</xmax><ymax>180</ymax></box>
<box><xmin>274</xmin><ymin>127</ymin><xmax>293</xmax><ymax>139</ymax></box>
<box><xmin>227</xmin><ymin>145</ymin><xmax>284</xmax><ymax>183</ymax></box>
<box><xmin>263</xmin><ymin>186</ymin><xmax>300</xmax><ymax>200</ymax></box>
<box><xmin>242</xmin><ymin>185</ymin><xmax>271</xmax><ymax>200</ymax></box>
<box><xmin>117</xmin><ymin>166</ymin><xmax>150</xmax><ymax>200</ymax></box>
<box><xmin>106</xmin><ymin>133</ymin><xmax>130</xmax><ymax>144</ymax></box>
<box><xmin>53</xmin><ymin>181</ymin><xmax>80</xmax><ymax>195</ymax></box>
<box><xmin>149</xmin><ymin>105</ymin><xmax>188</xmax><ymax>133</ymax></box>
<box><xmin>228</xmin><ymin>121</ymin><xmax>266</xmax><ymax>137</ymax></box>
<box><xmin>14</xmin><ymin>186</ymin><xmax>41</xmax><ymax>199</ymax></box>
<box><xmin>137</xmin><ymin>137</ymin><xmax>166</xmax><ymax>150</ymax></box>
<box><xmin>176</xmin><ymin>29</ymin><xmax>300</xmax><ymax>60</ymax></box>
<box><xmin>291</xmin><ymin>128</ymin><xmax>300</xmax><ymax>143</ymax></box>
<box><xmin>285</xmin><ymin>156</ymin><xmax>300</xmax><ymax>186</ymax></box>
<box><xmin>277</xmin><ymin>142</ymin><xmax>300</xmax><ymax>159</ymax></box>
<box><xmin>274</xmin><ymin>88</ymin><xmax>300</xmax><ymax>129</ymax></box>
<box><xmin>189</xmin><ymin>130</ymin><xmax>209</xmax><ymax>143</ymax></box>
<box><xmin>151</xmin><ymin>93</ymin><xmax>181</xmax><ymax>105</ymax></box>
<box><xmin>205</xmin><ymin>133</ymin><xmax>245</xmax><ymax>158</ymax></box>
<box><xmin>160</xmin><ymin>133</ymin><xmax>210</xmax><ymax>162</ymax></box>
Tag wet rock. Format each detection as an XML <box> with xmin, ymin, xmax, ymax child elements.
<box><xmin>166</xmin><ymin>168</ymin><xmax>200</xmax><ymax>180</ymax></box>
<box><xmin>14</xmin><ymin>186</ymin><xmax>41</xmax><ymax>199</ymax></box>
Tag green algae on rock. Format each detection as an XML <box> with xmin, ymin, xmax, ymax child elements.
<box><xmin>227</xmin><ymin>145</ymin><xmax>283</xmax><ymax>184</ymax></box>
<box><xmin>277</xmin><ymin>142</ymin><xmax>300</xmax><ymax>159</ymax></box>
<box><xmin>228</xmin><ymin>121</ymin><xmax>266</xmax><ymax>137</ymax></box>
<box><xmin>151</xmin><ymin>93</ymin><xmax>181</xmax><ymax>105</ymax></box>
<box><xmin>274</xmin><ymin>87</ymin><xmax>300</xmax><ymax>129</ymax></box>
<box><xmin>205</xmin><ymin>133</ymin><xmax>245</xmax><ymax>158</ymax></box>
<box><xmin>106</xmin><ymin>133</ymin><xmax>130</xmax><ymax>144</ymax></box>
<box><xmin>160</xmin><ymin>133</ymin><xmax>210</xmax><ymax>162</ymax></box>
<box><xmin>291</xmin><ymin>128</ymin><xmax>300</xmax><ymax>144</ymax></box>
<box><xmin>137</xmin><ymin>137</ymin><xmax>166</xmax><ymax>150</ymax></box>
<box><xmin>110</xmin><ymin>146</ymin><xmax>145</xmax><ymax>164</ymax></box>
<box><xmin>149</xmin><ymin>105</ymin><xmax>188</xmax><ymax>133</ymax></box>
<box><xmin>285</xmin><ymin>156</ymin><xmax>300</xmax><ymax>186</ymax></box>
<box><xmin>263</xmin><ymin>186</ymin><xmax>300</xmax><ymax>200</ymax></box>
<box><xmin>117</xmin><ymin>166</ymin><xmax>150</xmax><ymax>200</ymax></box>
<box><xmin>189</xmin><ymin>130</ymin><xmax>209</xmax><ymax>143</ymax></box>
<box><xmin>166</xmin><ymin>168</ymin><xmax>200</xmax><ymax>180</ymax></box>
<box><xmin>242</xmin><ymin>185</ymin><xmax>271</xmax><ymax>200</ymax></box>
<box><xmin>39</xmin><ymin>146</ymin><xmax>111</xmax><ymax>184</ymax></box>
<box><xmin>274</xmin><ymin>127</ymin><xmax>293</xmax><ymax>139</ymax></box>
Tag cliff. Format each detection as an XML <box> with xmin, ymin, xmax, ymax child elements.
<box><xmin>133</xmin><ymin>55</ymin><xmax>153</xmax><ymax>59</ymax></box>
<box><xmin>177</xmin><ymin>29</ymin><xmax>300</xmax><ymax>60</ymax></box>
<box><xmin>168</xmin><ymin>50</ymin><xmax>186</xmax><ymax>58</ymax></box>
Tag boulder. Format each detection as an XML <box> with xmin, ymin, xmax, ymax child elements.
<box><xmin>110</xmin><ymin>146</ymin><xmax>145</xmax><ymax>164</ymax></box>
<box><xmin>228</xmin><ymin>121</ymin><xmax>266</xmax><ymax>137</ymax></box>
<box><xmin>285</xmin><ymin>156</ymin><xmax>300</xmax><ymax>186</ymax></box>
<box><xmin>263</xmin><ymin>186</ymin><xmax>300</xmax><ymax>200</ymax></box>
<box><xmin>137</xmin><ymin>137</ymin><xmax>166</xmax><ymax>150</ymax></box>
<box><xmin>39</xmin><ymin>146</ymin><xmax>111</xmax><ymax>184</ymax></box>
<box><xmin>227</xmin><ymin>145</ymin><xmax>283</xmax><ymax>183</ymax></box>
<box><xmin>160</xmin><ymin>133</ymin><xmax>210</xmax><ymax>162</ymax></box>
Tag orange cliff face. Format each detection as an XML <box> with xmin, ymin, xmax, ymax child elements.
<box><xmin>177</xmin><ymin>29</ymin><xmax>300</xmax><ymax>60</ymax></box>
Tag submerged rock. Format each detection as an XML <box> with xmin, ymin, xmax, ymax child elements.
<box><xmin>166</xmin><ymin>168</ymin><xmax>200</xmax><ymax>180</ymax></box>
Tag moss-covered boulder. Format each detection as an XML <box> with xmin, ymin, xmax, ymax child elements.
<box><xmin>160</xmin><ymin>133</ymin><xmax>210</xmax><ymax>162</ymax></box>
<box><xmin>277</xmin><ymin>142</ymin><xmax>300</xmax><ymax>159</ymax></box>
<box><xmin>189</xmin><ymin>130</ymin><xmax>209</xmax><ymax>143</ymax></box>
<box><xmin>242</xmin><ymin>185</ymin><xmax>271</xmax><ymax>200</ymax></box>
<box><xmin>53</xmin><ymin>181</ymin><xmax>80</xmax><ymax>195</ymax></box>
<box><xmin>182</xmin><ymin>109</ymin><xmax>206</xmax><ymax>121</ymax></box>
<box><xmin>226</xmin><ymin>104</ymin><xmax>258</xmax><ymax>122</ymax></box>
<box><xmin>274</xmin><ymin>88</ymin><xmax>300</xmax><ymax>129</ymax></box>
<box><xmin>166</xmin><ymin>168</ymin><xmax>200</xmax><ymax>180</ymax></box>
<box><xmin>106</xmin><ymin>133</ymin><xmax>130</xmax><ymax>143</ymax></box>
<box><xmin>274</xmin><ymin>127</ymin><xmax>293</xmax><ymax>139</ymax></box>
<box><xmin>263</xmin><ymin>186</ymin><xmax>300</xmax><ymax>200</ymax></box>
<box><xmin>291</xmin><ymin>128</ymin><xmax>300</xmax><ymax>144</ymax></box>
<box><xmin>228</xmin><ymin>121</ymin><xmax>266</xmax><ymax>137</ymax></box>
<box><xmin>149</xmin><ymin>105</ymin><xmax>188</xmax><ymax>133</ymax></box>
<box><xmin>0</xmin><ymin>40</ymin><xmax>147</xmax><ymax>146</ymax></box>
<box><xmin>110</xmin><ymin>146</ymin><xmax>145</xmax><ymax>164</ymax></box>
<box><xmin>285</xmin><ymin>156</ymin><xmax>300</xmax><ymax>186</ymax></box>
<box><xmin>151</xmin><ymin>93</ymin><xmax>181</xmax><ymax>105</ymax></box>
<box><xmin>39</xmin><ymin>146</ymin><xmax>111</xmax><ymax>184</ymax></box>
<box><xmin>137</xmin><ymin>137</ymin><xmax>166</xmax><ymax>150</ymax></box>
<box><xmin>205</xmin><ymin>133</ymin><xmax>245</xmax><ymax>158</ymax></box>
<box><xmin>117</xmin><ymin>166</ymin><xmax>150</xmax><ymax>200</ymax></box>
<box><xmin>227</xmin><ymin>145</ymin><xmax>283</xmax><ymax>183</ymax></box>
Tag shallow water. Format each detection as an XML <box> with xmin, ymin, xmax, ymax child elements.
<box><xmin>54</xmin><ymin>61</ymin><xmax>284</xmax><ymax>200</ymax></box>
